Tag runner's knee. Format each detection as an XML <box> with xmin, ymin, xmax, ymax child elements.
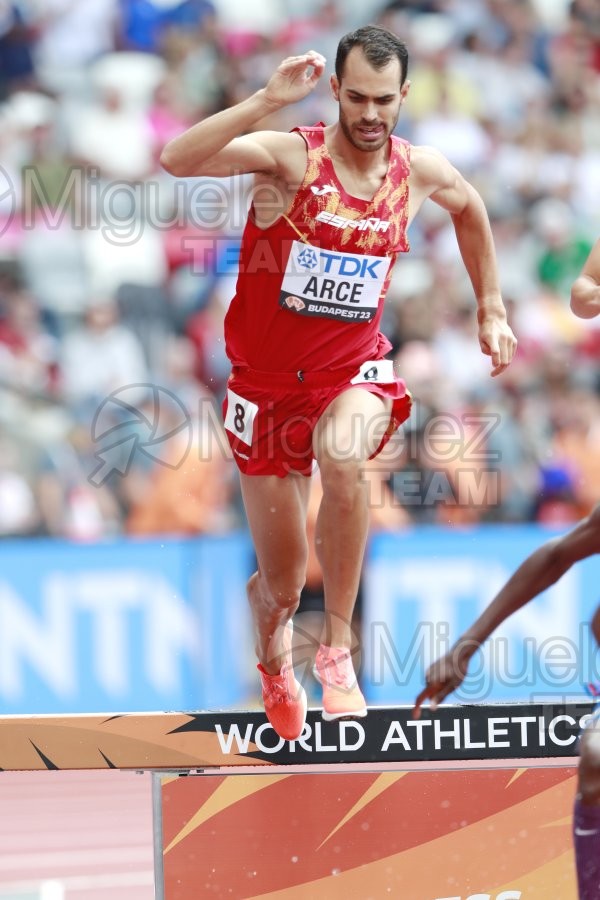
<box><xmin>319</xmin><ymin>456</ymin><xmax>366</xmax><ymax>512</ymax></box>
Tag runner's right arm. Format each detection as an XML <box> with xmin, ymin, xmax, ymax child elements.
<box><xmin>159</xmin><ymin>51</ymin><xmax>326</xmax><ymax>179</ymax></box>
<box><xmin>413</xmin><ymin>506</ymin><xmax>600</xmax><ymax>718</ymax></box>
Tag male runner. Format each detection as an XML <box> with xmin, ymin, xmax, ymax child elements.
<box><xmin>161</xmin><ymin>25</ymin><xmax>517</xmax><ymax>741</ymax></box>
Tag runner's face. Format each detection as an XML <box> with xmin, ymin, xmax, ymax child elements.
<box><xmin>333</xmin><ymin>48</ymin><xmax>407</xmax><ymax>152</ymax></box>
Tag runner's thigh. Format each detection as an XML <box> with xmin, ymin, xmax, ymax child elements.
<box><xmin>313</xmin><ymin>387</ymin><xmax>392</xmax><ymax>464</ymax></box>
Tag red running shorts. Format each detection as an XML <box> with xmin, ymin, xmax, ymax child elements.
<box><xmin>222</xmin><ymin>359</ymin><xmax>412</xmax><ymax>477</ymax></box>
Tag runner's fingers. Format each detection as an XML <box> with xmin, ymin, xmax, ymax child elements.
<box><xmin>412</xmin><ymin>686</ymin><xmax>431</xmax><ymax>719</ymax></box>
<box><xmin>413</xmin><ymin>680</ymin><xmax>452</xmax><ymax>718</ymax></box>
<box><xmin>492</xmin><ymin>333</ymin><xmax>517</xmax><ymax>373</ymax></box>
<box><xmin>280</xmin><ymin>52</ymin><xmax>325</xmax><ymax>70</ymax></box>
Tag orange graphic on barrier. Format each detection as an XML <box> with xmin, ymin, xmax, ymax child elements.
<box><xmin>0</xmin><ymin>713</ymin><xmax>268</xmax><ymax>770</ymax></box>
<box><xmin>160</xmin><ymin>766</ymin><xmax>579</xmax><ymax>899</ymax></box>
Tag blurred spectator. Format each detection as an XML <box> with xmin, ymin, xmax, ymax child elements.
<box><xmin>530</xmin><ymin>197</ymin><xmax>594</xmax><ymax>298</ymax></box>
<box><xmin>532</xmin><ymin>463</ymin><xmax>585</xmax><ymax>525</ymax></box>
<box><xmin>36</xmin><ymin>422</ymin><xmax>122</xmax><ymax>539</ymax></box>
<box><xmin>118</xmin><ymin>0</ymin><xmax>216</xmax><ymax>54</ymax></box>
<box><xmin>432</xmin><ymin>296</ymin><xmax>494</xmax><ymax>399</ymax></box>
<box><xmin>31</xmin><ymin>0</ymin><xmax>118</xmax><ymax>93</ymax></box>
<box><xmin>549</xmin><ymin>385</ymin><xmax>600</xmax><ymax>512</ymax></box>
<box><xmin>0</xmin><ymin>2</ymin><xmax>36</xmax><ymax>98</ymax></box>
<box><xmin>18</xmin><ymin>218</ymin><xmax>89</xmax><ymax>320</ymax></box>
<box><xmin>146</xmin><ymin>74</ymin><xmax>193</xmax><ymax>164</ymax></box>
<box><xmin>68</xmin><ymin>82</ymin><xmax>156</xmax><ymax>181</ymax></box>
<box><xmin>59</xmin><ymin>297</ymin><xmax>148</xmax><ymax>411</ymax></box>
<box><xmin>210</xmin><ymin>0</ymin><xmax>284</xmax><ymax>44</ymax></box>
<box><xmin>0</xmin><ymin>0</ymin><xmax>597</xmax><ymax>537</ymax></box>
<box><xmin>0</xmin><ymin>431</ymin><xmax>42</xmax><ymax>537</ymax></box>
<box><xmin>0</xmin><ymin>287</ymin><xmax>59</xmax><ymax>395</ymax></box>
<box><xmin>125</xmin><ymin>391</ymin><xmax>237</xmax><ymax>535</ymax></box>
<box><xmin>185</xmin><ymin>276</ymin><xmax>231</xmax><ymax>401</ymax></box>
<box><xmin>451</xmin><ymin>29</ymin><xmax>550</xmax><ymax>129</ymax></box>
<box><xmin>125</xmin><ymin>446</ymin><xmax>236</xmax><ymax>535</ymax></box>
<box><xmin>406</xmin><ymin>13</ymin><xmax>482</xmax><ymax>119</ymax></box>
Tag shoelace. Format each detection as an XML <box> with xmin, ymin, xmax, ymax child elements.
<box><xmin>264</xmin><ymin>666</ymin><xmax>293</xmax><ymax>704</ymax></box>
<box><xmin>320</xmin><ymin>651</ymin><xmax>355</xmax><ymax>688</ymax></box>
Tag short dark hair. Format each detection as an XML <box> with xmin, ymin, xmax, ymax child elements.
<box><xmin>335</xmin><ymin>25</ymin><xmax>409</xmax><ymax>86</ymax></box>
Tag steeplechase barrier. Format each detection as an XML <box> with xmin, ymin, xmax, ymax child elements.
<box><xmin>0</xmin><ymin>700</ymin><xmax>593</xmax><ymax>898</ymax></box>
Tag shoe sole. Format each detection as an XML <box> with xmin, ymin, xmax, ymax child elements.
<box><xmin>321</xmin><ymin>707</ymin><xmax>368</xmax><ymax>722</ymax></box>
<box><xmin>313</xmin><ymin>666</ymin><xmax>368</xmax><ymax>721</ymax></box>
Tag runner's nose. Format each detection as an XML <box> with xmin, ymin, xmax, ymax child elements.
<box><xmin>361</xmin><ymin>101</ymin><xmax>378</xmax><ymax>123</ymax></box>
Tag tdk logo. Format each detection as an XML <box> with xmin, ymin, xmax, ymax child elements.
<box><xmin>295</xmin><ymin>247</ymin><xmax>383</xmax><ymax>279</ymax></box>
<box><xmin>319</xmin><ymin>250</ymin><xmax>383</xmax><ymax>278</ymax></box>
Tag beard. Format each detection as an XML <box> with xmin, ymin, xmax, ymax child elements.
<box><xmin>338</xmin><ymin>105</ymin><xmax>398</xmax><ymax>153</ymax></box>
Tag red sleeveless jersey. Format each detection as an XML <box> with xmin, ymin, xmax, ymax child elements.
<box><xmin>224</xmin><ymin>124</ymin><xmax>410</xmax><ymax>373</ymax></box>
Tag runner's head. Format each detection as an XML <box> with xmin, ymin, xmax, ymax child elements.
<box><xmin>332</xmin><ymin>26</ymin><xmax>410</xmax><ymax>153</ymax></box>
<box><xmin>335</xmin><ymin>25</ymin><xmax>409</xmax><ymax>87</ymax></box>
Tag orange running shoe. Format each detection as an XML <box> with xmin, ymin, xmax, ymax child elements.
<box><xmin>257</xmin><ymin>622</ymin><xmax>307</xmax><ymax>741</ymax></box>
<box><xmin>313</xmin><ymin>644</ymin><xmax>367</xmax><ymax>721</ymax></box>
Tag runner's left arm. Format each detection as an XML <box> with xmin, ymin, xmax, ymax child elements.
<box><xmin>410</xmin><ymin>145</ymin><xmax>517</xmax><ymax>377</ymax></box>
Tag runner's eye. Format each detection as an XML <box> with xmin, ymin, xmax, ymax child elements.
<box><xmin>347</xmin><ymin>94</ymin><xmax>394</xmax><ymax>106</ymax></box>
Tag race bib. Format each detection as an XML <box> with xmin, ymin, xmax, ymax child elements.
<box><xmin>350</xmin><ymin>359</ymin><xmax>396</xmax><ymax>384</ymax></box>
<box><xmin>279</xmin><ymin>241</ymin><xmax>390</xmax><ymax>323</ymax></box>
<box><xmin>224</xmin><ymin>388</ymin><xmax>258</xmax><ymax>446</ymax></box>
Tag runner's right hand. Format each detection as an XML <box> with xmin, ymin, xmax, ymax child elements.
<box><xmin>263</xmin><ymin>52</ymin><xmax>327</xmax><ymax>110</ymax></box>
